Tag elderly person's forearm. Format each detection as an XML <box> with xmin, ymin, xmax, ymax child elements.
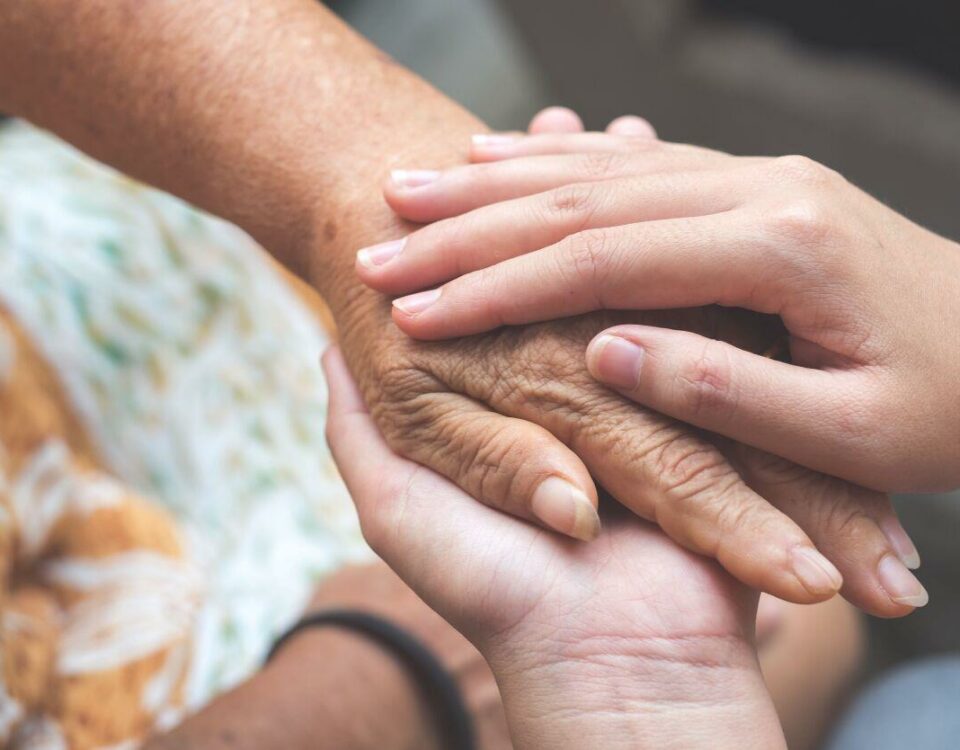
<box><xmin>0</xmin><ymin>0</ymin><xmax>482</xmax><ymax>297</ymax></box>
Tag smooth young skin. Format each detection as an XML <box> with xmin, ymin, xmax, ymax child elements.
<box><xmin>0</xmin><ymin>0</ymin><xmax>917</xmax><ymax>613</ymax></box>
<box><xmin>322</xmin><ymin>345</ymin><xmax>787</xmax><ymax>750</ymax></box>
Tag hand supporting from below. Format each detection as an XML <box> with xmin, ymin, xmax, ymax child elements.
<box><xmin>322</xmin><ymin>345</ymin><xmax>787</xmax><ymax>750</ymax></box>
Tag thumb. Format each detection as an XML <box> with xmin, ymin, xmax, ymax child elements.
<box><xmin>585</xmin><ymin>325</ymin><xmax>867</xmax><ymax>482</ymax></box>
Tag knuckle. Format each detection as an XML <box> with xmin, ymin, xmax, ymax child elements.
<box><xmin>460</xmin><ymin>419</ymin><xmax>518</xmax><ymax>504</ymax></box>
<box><xmin>651</xmin><ymin>435</ymin><xmax>733</xmax><ymax>503</ymax></box>
<box><xmin>542</xmin><ymin>182</ymin><xmax>601</xmax><ymax>230</ymax></box>
<box><xmin>769</xmin><ymin>154</ymin><xmax>839</xmax><ymax>188</ymax></box>
<box><xmin>647</xmin><ymin>435</ymin><xmax>754</xmax><ymax>549</ymax></box>
<box><xmin>372</xmin><ymin>364</ymin><xmax>445</xmax><ymax>450</ymax></box>
<box><xmin>812</xmin><ymin>487</ymin><xmax>877</xmax><ymax>543</ymax></box>
<box><xmin>676</xmin><ymin>339</ymin><xmax>738</xmax><ymax>424</ymax></box>
<box><xmin>577</xmin><ymin>150</ymin><xmax>628</xmax><ymax>180</ymax></box>
<box><xmin>765</xmin><ymin>196</ymin><xmax>835</xmax><ymax>248</ymax></box>
<box><xmin>563</xmin><ymin>228</ymin><xmax>612</xmax><ymax>298</ymax></box>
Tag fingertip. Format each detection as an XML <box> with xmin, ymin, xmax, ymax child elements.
<box><xmin>527</xmin><ymin>106</ymin><xmax>585</xmax><ymax>135</ymax></box>
<box><xmin>530</xmin><ymin>475</ymin><xmax>601</xmax><ymax>542</ymax></box>
<box><xmin>585</xmin><ymin>333</ymin><xmax>644</xmax><ymax>392</ymax></box>
<box><xmin>606</xmin><ymin>115</ymin><xmax>657</xmax><ymax>138</ymax></box>
<box><xmin>469</xmin><ymin>133</ymin><xmax>524</xmax><ymax>163</ymax></box>
<box><xmin>790</xmin><ymin>546</ymin><xmax>844</xmax><ymax>600</ymax></box>
<box><xmin>734</xmin><ymin>547</ymin><xmax>839</xmax><ymax>606</ymax></box>
<box><xmin>878</xmin><ymin>515</ymin><xmax>921</xmax><ymax>570</ymax></box>
<box><xmin>876</xmin><ymin>554</ymin><xmax>929</xmax><ymax>613</ymax></box>
<box><xmin>390</xmin><ymin>302</ymin><xmax>436</xmax><ymax>340</ymax></box>
<box><xmin>382</xmin><ymin>170</ymin><xmax>444</xmax><ymax>222</ymax></box>
<box><xmin>356</xmin><ymin>237</ymin><xmax>408</xmax><ymax>286</ymax></box>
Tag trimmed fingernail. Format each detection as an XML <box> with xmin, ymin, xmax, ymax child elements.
<box><xmin>390</xmin><ymin>169</ymin><xmax>441</xmax><ymax>189</ymax></box>
<box><xmin>357</xmin><ymin>238</ymin><xmax>406</xmax><ymax>269</ymax></box>
<box><xmin>879</xmin><ymin>516</ymin><xmax>921</xmax><ymax>570</ymax></box>
<box><xmin>393</xmin><ymin>288</ymin><xmax>441</xmax><ymax>315</ymax></box>
<box><xmin>531</xmin><ymin>476</ymin><xmax>600</xmax><ymax>542</ymax></box>
<box><xmin>878</xmin><ymin>554</ymin><xmax>929</xmax><ymax>607</ymax></box>
<box><xmin>471</xmin><ymin>133</ymin><xmax>519</xmax><ymax>147</ymax></box>
<box><xmin>591</xmin><ymin>335</ymin><xmax>644</xmax><ymax>390</ymax></box>
<box><xmin>791</xmin><ymin>547</ymin><xmax>843</xmax><ymax>597</ymax></box>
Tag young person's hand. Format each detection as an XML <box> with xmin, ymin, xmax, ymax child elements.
<box><xmin>361</xmin><ymin>133</ymin><xmax>960</xmax><ymax>499</ymax></box>
<box><xmin>354</xmin><ymin>130</ymin><xmax>932</xmax><ymax>617</ymax></box>
<box><xmin>322</xmin><ymin>346</ymin><xmax>787</xmax><ymax>750</ymax></box>
<box><xmin>6</xmin><ymin>0</ymin><xmax>923</xmax><ymax>617</ymax></box>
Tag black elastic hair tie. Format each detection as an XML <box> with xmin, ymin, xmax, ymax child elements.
<box><xmin>266</xmin><ymin>609</ymin><xmax>476</xmax><ymax>750</ymax></box>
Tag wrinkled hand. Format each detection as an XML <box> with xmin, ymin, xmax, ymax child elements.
<box><xmin>306</xmin><ymin>562</ymin><xmax>511</xmax><ymax>750</ymax></box>
<box><xmin>322</xmin><ymin>346</ymin><xmax>785</xmax><ymax>750</ymax></box>
<box><xmin>372</xmin><ymin>130</ymin><xmax>960</xmax><ymax>501</ymax></box>
<box><xmin>341</xmin><ymin>115</ymin><xmax>925</xmax><ymax>617</ymax></box>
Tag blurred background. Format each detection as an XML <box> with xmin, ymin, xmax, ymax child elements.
<box><xmin>335</xmin><ymin>0</ymin><xmax>960</xmax><ymax>685</ymax></box>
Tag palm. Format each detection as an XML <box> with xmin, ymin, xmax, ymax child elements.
<box><xmin>369</xmin><ymin>460</ymin><xmax>757</xmax><ymax>667</ymax></box>
<box><xmin>326</xmin><ymin>345</ymin><xmax>775</xmax><ymax>747</ymax></box>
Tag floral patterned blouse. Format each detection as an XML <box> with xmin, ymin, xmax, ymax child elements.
<box><xmin>0</xmin><ymin>122</ymin><xmax>370</xmax><ymax>748</ymax></box>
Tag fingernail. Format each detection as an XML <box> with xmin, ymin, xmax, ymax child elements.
<box><xmin>471</xmin><ymin>133</ymin><xmax>519</xmax><ymax>148</ymax></box>
<box><xmin>357</xmin><ymin>238</ymin><xmax>406</xmax><ymax>269</ymax></box>
<box><xmin>879</xmin><ymin>516</ymin><xmax>921</xmax><ymax>570</ymax></box>
<box><xmin>591</xmin><ymin>335</ymin><xmax>644</xmax><ymax>390</ymax></box>
<box><xmin>531</xmin><ymin>476</ymin><xmax>600</xmax><ymax>542</ymax></box>
<box><xmin>878</xmin><ymin>554</ymin><xmax>929</xmax><ymax>607</ymax></box>
<box><xmin>791</xmin><ymin>547</ymin><xmax>843</xmax><ymax>597</ymax></box>
<box><xmin>390</xmin><ymin>169</ymin><xmax>441</xmax><ymax>189</ymax></box>
<box><xmin>393</xmin><ymin>288</ymin><xmax>441</xmax><ymax>315</ymax></box>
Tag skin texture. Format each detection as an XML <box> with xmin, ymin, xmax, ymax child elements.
<box><xmin>375</xmin><ymin>134</ymin><xmax>960</xmax><ymax>497</ymax></box>
<box><xmin>322</xmin><ymin>345</ymin><xmax>787</xmax><ymax>750</ymax></box>
<box><xmin>359</xmin><ymin>134</ymin><xmax>937</xmax><ymax>616</ymax></box>
<box><xmin>0</xmin><ymin>0</ymin><xmax>885</xmax><ymax>737</ymax></box>
<box><xmin>0</xmin><ymin>0</ymin><xmax>904</xmax><ymax>612</ymax></box>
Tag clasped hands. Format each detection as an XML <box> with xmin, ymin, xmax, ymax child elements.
<box><xmin>326</xmin><ymin>108</ymin><xmax>960</xmax><ymax>747</ymax></box>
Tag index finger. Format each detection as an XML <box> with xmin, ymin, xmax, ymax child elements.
<box><xmin>390</xmin><ymin>212</ymin><xmax>774</xmax><ymax>340</ymax></box>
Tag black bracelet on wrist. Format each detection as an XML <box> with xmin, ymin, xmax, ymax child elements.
<box><xmin>266</xmin><ymin>609</ymin><xmax>476</xmax><ymax>750</ymax></box>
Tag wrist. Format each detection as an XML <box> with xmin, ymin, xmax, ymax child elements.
<box><xmin>486</xmin><ymin>631</ymin><xmax>785</xmax><ymax>750</ymax></box>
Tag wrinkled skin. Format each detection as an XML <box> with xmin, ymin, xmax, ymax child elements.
<box><xmin>333</xmin><ymin>270</ymin><xmax>907</xmax><ymax>616</ymax></box>
<box><xmin>323</xmin><ymin>346</ymin><xmax>786</xmax><ymax>750</ymax></box>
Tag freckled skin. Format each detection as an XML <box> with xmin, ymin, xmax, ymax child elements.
<box><xmin>0</xmin><ymin>0</ymin><xmax>850</xmax><ymax>744</ymax></box>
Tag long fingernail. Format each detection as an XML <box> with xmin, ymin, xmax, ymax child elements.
<box><xmin>791</xmin><ymin>547</ymin><xmax>843</xmax><ymax>597</ymax></box>
<box><xmin>531</xmin><ymin>476</ymin><xmax>600</xmax><ymax>542</ymax></box>
<box><xmin>590</xmin><ymin>335</ymin><xmax>644</xmax><ymax>390</ymax></box>
<box><xmin>878</xmin><ymin>554</ymin><xmax>929</xmax><ymax>607</ymax></box>
<box><xmin>393</xmin><ymin>288</ymin><xmax>441</xmax><ymax>315</ymax></box>
<box><xmin>471</xmin><ymin>133</ymin><xmax>519</xmax><ymax>147</ymax></box>
<box><xmin>879</xmin><ymin>516</ymin><xmax>921</xmax><ymax>569</ymax></box>
<box><xmin>390</xmin><ymin>169</ymin><xmax>441</xmax><ymax>189</ymax></box>
<box><xmin>357</xmin><ymin>238</ymin><xmax>406</xmax><ymax>269</ymax></box>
